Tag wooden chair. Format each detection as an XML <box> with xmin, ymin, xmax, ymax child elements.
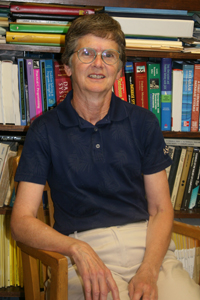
<box><xmin>12</xmin><ymin>156</ymin><xmax>200</xmax><ymax>300</ymax></box>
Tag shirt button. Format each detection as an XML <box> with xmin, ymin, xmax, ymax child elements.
<box><xmin>96</xmin><ymin>144</ymin><xmax>100</xmax><ymax>149</ymax></box>
<box><xmin>94</xmin><ymin>127</ymin><xmax>98</xmax><ymax>132</ymax></box>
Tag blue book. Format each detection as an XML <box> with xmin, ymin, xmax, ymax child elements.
<box><xmin>182</xmin><ymin>63</ymin><xmax>194</xmax><ymax>132</ymax></box>
<box><xmin>104</xmin><ymin>7</ymin><xmax>188</xmax><ymax>15</ymax></box>
<box><xmin>44</xmin><ymin>59</ymin><xmax>56</xmax><ymax>109</ymax></box>
<box><xmin>17</xmin><ymin>58</ymin><xmax>27</xmax><ymax>126</ymax></box>
<box><xmin>161</xmin><ymin>58</ymin><xmax>172</xmax><ymax>131</ymax></box>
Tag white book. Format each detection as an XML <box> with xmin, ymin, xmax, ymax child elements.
<box><xmin>113</xmin><ymin>16</ymin><xmax>194</xmax><ymax>38</ymax></box>
<box><xmin>0</xmin><ymin>61</ymin><xmax>3</xmax><ymax>124</ymax></box>
<box><xmin>171</xmin><ymin>147</ymin><xmax>187</xmax><ymax>207</ymax></box>
<box><xmin>12</xmin><ymin>64</ymin><xmax>21</xmax><ymax>126</ymax></box>
<box><xmin>1</xmin><ymin>60</ymin><xmax>15</xmax><ymax>125</ymax></box>
<box><xmin>171</xmin><ymin>69</ymin><xmax>183</xmax><ymax>131</ymax></box>
<box><xmin>0</xmin><ymin>143</ymin><xmax>9</xmax><ymax>181</ymax></box>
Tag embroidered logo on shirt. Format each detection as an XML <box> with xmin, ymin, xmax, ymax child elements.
<box><xmin>163</xmin><ymin>145</ymin><xmax>169</xmax><ymax>155</ymax></box>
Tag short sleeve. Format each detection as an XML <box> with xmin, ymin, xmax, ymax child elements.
<box><xmin>15</xmin><ymin>117</ymin><xmax>51</xmax><ymax>185</ymax></box>
<box><xmin>141</xmin><ymin>116</ymin><xmax>172</xmax><ymax>175</ymax></box>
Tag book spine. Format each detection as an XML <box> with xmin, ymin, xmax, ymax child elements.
<box><xmin>0</xmin><ymin>143</ymin><xmax>9</xmax><ymax>181</ymax></box>
<box><xmin>25</xmin><ymin>59</ymin><xmax>36</xmax><ymax>122</ymax></box>
<box><xmin>124</xmin><ymin>61</ymin><xmax>135</xmax><ymax>104</ymax></box>
<box><xmin>33</xmin><ymin>60</ymin><xmax>42</xmax><ymax>117</ymax></box>
<box><xmin>181</xmin><ymin>148</ymin><xmax>200</xmax><ymax>209</ymax></box>
<box><xmin>113</xmin><ymin>68</ymin><xmax>127</xmax><ymax>101</ymax></box>
<box><xmin>188</xmin><ymin>154</ymin><xmax>200</xmax><ymax>209</ymax></box>
<box><xmin>174</xmin><ymin>146</ymin><xmax>193</xmax><ymax>210</ymax></box>
<box><xmin>171</xmin><ymin>147</ymin><xmax>187</xmax><ymax>208</ymax></box>
<box><xmin>10</xmin><ymin>4</ymin><xmax>95</xmax><ymax>15</ymax></box>
<box><xmin>191</xmin><ymin>64</ymin><xmax>200</xmax><ymax>132</ymax></box>
<box><xmin>181</xmin><ymin>64</ymin><xmax>194</xmax><ymax>132</ymax></box>
<box><xmin>134</xmin><ymin>61</ymin><xmax>148</xmax><ymax>109</ymax></box>
<box><xmin>10</xmin><ymin>23</ymin><xmax>70</xmax><ymax>34</ymax></box>
<box><xmin>54</xmin><ymin>60</ymin><xmax>72</xmax><ymax>105</ymax></box>
<box><xmin>171</xmin><ymin>69</ymin><xmax>183</xmax><ymax>132</ymax></box>
<box><xmin>161</xmin><ymin>58</ymin><xmax>172</xmax><ymax>131</ymax></box>
<box><xmin>45</xmin><ymin>59</ymin><xmax>56</xmax><ymax>109</ymax></box>
<box><xmin>147</xmin><ymin>62</ymin><xmax>161</xmax><ymax>125</ymax></box>
<box><xmin>168</xmin><ymin>146</ymin><xmax>182</xmax><ymax>195</ymax></box>
<box><xmin>39</xmin><ymin>59</ymin><xmax>47</xmax><ymax>113</ymax></box>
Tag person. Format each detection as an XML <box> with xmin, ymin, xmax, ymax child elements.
<box><xmin>11</xmin><ymin>13</ymin><xmax>200</xmax><ymax>300</ymax></box>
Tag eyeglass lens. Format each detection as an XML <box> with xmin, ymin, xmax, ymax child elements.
<box><xmin>77</xmin><ymin>48</ymin><xmax>119</xmax><ymax>65</ymax></box>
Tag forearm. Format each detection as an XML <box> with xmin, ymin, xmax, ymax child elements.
<box><xmin>140</xmin><ymin>207</ymin><xmax>174</xmax><ymax>279</ymax></box>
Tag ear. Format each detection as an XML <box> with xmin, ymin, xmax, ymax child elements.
<box><xmin>116</xmin><ymin>68</ymin><xmax>122</xmax><ymax>80</ymax></box>
<box><xmin>64</xmin><ymin>64</ymin><xmax>72</xmax><ymax>77</ymax></box>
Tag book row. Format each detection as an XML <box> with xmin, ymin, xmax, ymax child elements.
<box><xmin>114</xmin><ymin>58</ymin><xmax>200</xmax><ymax>132</ymax></box>
<box><xmin>0</xmin><ymin>54</ymin><xmax>72</xmax><ymax>126</ymax></box>
<box><xmin>165</xmin><ymin>143</ymin><xmax>200</xmax><ymax>211</ymax></box>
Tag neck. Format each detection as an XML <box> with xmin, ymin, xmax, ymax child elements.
<box><xmin>71</xmin><ymin>91</ymin><xmax>112</xmax><ymax>125</ymax></box>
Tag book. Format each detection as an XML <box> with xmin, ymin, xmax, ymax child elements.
<box><xmin>15</xmin><ymin>19</ymin><xmax>71</xmax><ymax>25</ymax></box>
<box><xmin>33</xmin><ymin>59</ymin><xmax>42</xmax><ymax>118</ymax></box>
<box><xmin>113</xmin><ymin>68</ymin><xmax>127</xmax><ymax>101</ymax></box>
<box><xmin>168</xmin><ymin>146</ymin><xmax>182</xmax><ymax>196</ymax></box>
<box><xmin>188</xmin><ymin>154</ymin><xmax>200</xmax><ymax>209</ymax></box>
<box><xmin>191</xmin><ymin>63</ymin><xmax>200</xmax><ymax>132</ymax></box>
<box><xmin>0</xmin><ymin>142</ymin><xmax>9</xmax><ymax>181</ymax></box>
<box><xmin>1</xmin><ymin>60</ymin><xmax>15</xmax><ymax>125</ymax></box>
<box><xmin>12</xmin><ymin>63</ymin><xmax>21</xmax><ymax>126</ymax></box>
<box><xmin>25</xmin><ymin>58</ymin><xmax>36</xmax><ymax>122</ymax></box>
<box><xmin>174</xmin><ymin>146</ymin><xmax>193</xmax><ymax>210</ymax></box>
<box><xmin>171</xmin><ymin>146</ymin><xmax>187</xmax><ymax>208</ymax></box>
<box><xmin>54</xmin><ymin>60</ymin><xmax>72</xmax><ymax>105</ymax></box>
<box><xmin>181</xmin><ymin>148</ymin><xmax>200</xmax><ymax>210</ymax></box>
<box><xmin>171</xmin><ymin>68</ymin><xmax>183</xmax><ymax>132</ymax></box>
<box><xmin>173</xmin><ymin>61</ymin><xmax>194</xmax><ymax>131</ymax></box>
<box><xmin>9</xmin><ymin>23</ymin><xmax>71</xmax><ymax>34</ymax></box>
<box><xmin>104</xmin><ymin>7</ymin><xmax>188</xmax><ymax>15</ymax></box>
<box><xmin>45</xmin><ymin>59</ymin><xmax>56</xmax><ymax>109</ymax></box>
<box><xmin>17</xmin><ymin>58</ymin><xmax>27</xmax><ymax>126</ymax></box>
<box><xmin>165</xmin><ymin>145</ymin><xmax>175</xmax><ymax>179</ymax></box>
<box><xmin>125</xmin><ymin>38</ymin><xmax>183</xmax><ymax>51</ymax></box>
<box><xmin>160</xmin><ymin>58</ymin><xmax>172</xmax><ymax>131</ymax></box>
<box><xmin>10</xmin><ymin>4</ymin><xmax>95</xmax><ymax>15</ymax></box>
<box><xmin>11</xmin><ymin>13</ymin><xmax>78</xmax><ymax>21</ymax></box>
<box><xmin>133</xmin><ymin>61</ymin><xmax>148</xmax><ymax>109</ymax></box>
<box><xmin>147</xmin><ymin>62</ymin><xmax>161</xmax><ymax>125</ymax></box>
<box><xmin>112</xmin><ymin>16</ymin><xmax>194</xmax><ymax>38</ymax></box>
<box><xmin>124</xmin><ymin>61</ymin><xmax>135</xmax><ymax>104</ymax></box>
<box><xmin>6</xmin><ymin>32</ymin><xmax>66</xmax><ymax>46</ymax></box>
<box><xmin>0</xmin><ymin>60</ymin><xmax>3</xmax><ymax>124</ymax></box>
<box><xmin>39</xmin><ymin>59</ymin><xmax>47</xmax><ymax>113</ymax></box>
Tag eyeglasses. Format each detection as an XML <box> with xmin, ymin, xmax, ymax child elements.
<box><xmin>73</xmin><ymin>47</ymin><xmax>120</xmax><ymax>65</ymax></box>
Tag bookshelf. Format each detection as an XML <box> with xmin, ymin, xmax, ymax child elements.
<box><xmin>1</xmin><ymin>0</ymin><xmax>200</xmax><ymax>297</ymax></box>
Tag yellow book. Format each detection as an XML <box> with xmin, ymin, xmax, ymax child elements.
<box><xmin>6</xmin><ymin>31</ymin><xmax>65</xmax><ymax>46</ymax></box>
<box><xmin>0</xmin><ymin>215</ymin><xmax>4</xmax><ymax>288</ymax></box>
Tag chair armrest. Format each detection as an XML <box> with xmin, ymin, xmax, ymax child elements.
<box><xmin>17</xmin><ymin>241</ymin><xmax>68</xmax><ymax>300</ymax></box>
<box><xmin>173</xmin><ymin>220</ymin><xmax>200</xmax><ymax>240</ymax></box>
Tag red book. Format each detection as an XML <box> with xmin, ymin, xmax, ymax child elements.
<box><xmin>10</xmin><ymin>4</ymin><xmax>95</xmax><ymax>15</ymax></box>
<box><xmin>113</xmin><ymin>69</ymin><xmax>127</xmax><ymax>101</ymax></box>
<box><xmin>133</xmin><ymin>61</ymin><xmax>148</xmax><ymax>109</ymax></box>
<box><xmin>54</xmin><ymin>61</ymin><xmax>72</xmax><ymax>105</ymax></box>
<box><xmin>191</xmin><ymin>63</ymin><xmax>200</xmax><ymax>132</ymax></box>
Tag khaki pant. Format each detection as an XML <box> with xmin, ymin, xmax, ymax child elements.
<box><xmin>47</xmin><ymin>222</ymin><xmax>200</xmax><ymax>299</ymax></box>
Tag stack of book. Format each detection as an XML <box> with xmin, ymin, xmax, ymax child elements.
<box><xmin>104</xmin><ymin>7</ymin><xmax>195</xmax><ymax>52</ymax></box>
<box><xmin>0</xmin><ymin>51</ymin><xmax>72</xmax><ymax>126</ymax></box>
<box><xmin>114</xmin><ymin>58</ymin><xmax>200</xmax><ymax>132</ymax></box>
<box><xmin>5</xmin><ymin>3</ymin><xmax>103</xmax><ymax>46</ymax></box>
<box><xmin>165</xmin><ymin>139</ymin><xmax>200</xmax><ymax>211</ymax></box>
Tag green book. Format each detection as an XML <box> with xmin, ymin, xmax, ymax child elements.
<box><xmin>9</xmin><ymin>23</ymin><xmax>70</xmax><ymax>34</ymax></box>
<box><xmin>147</xmin><ymin>62</ymin><xmax>161</xmax><ymax>125</ymax></box>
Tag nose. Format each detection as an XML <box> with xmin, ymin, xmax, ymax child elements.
<box><xmin>93</xmin><ymin>52</ymin><xmax>103</xmax><ymax>66</ymax></box>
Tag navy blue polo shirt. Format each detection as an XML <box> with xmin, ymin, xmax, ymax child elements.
<box><xmin>15</xmin><ymin>90</ymin><xmax>172</xmax><ymax>235</ymax></box>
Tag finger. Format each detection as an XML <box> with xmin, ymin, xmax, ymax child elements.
<box><xmin>106</xmin><ymin>275</ymin><xmax>120</xmax><ymax>300</ymax></box>
<box><xmin>84</xmin><ymin>278</ymin><xmax>93</xmax><ymax>300</ymax></box>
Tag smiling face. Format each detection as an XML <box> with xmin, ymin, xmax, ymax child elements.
<box><xmin>64</xmin><ymin>34</ymin><xmax>122</xmax><ymax>98</ymax></box>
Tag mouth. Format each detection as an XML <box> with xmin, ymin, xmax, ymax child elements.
<box><xmin>88</xmin><ymin>74</ymin><xmax>105</xmax><ymax>79</ymax></box>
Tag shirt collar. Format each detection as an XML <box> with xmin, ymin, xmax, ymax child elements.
<box><xmin>57</xmin><ymin>90</ymin><xmax>128</xmax><ymax>128</ymax></box>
